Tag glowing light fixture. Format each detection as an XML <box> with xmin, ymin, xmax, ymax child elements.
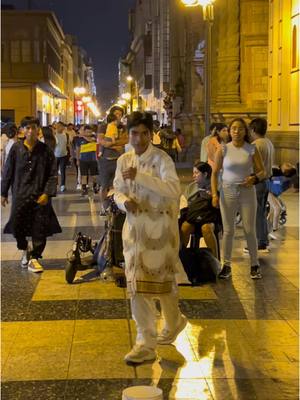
<box><xmin>126</xmin><ymin>75</ymin><xmax>133</xmax><ymax>82</ymax></box>
<box><xmin>121</xmin><ymin>92</ymin><xmax>131</xmax><ymax>101</ymax></box>
<box><xmin>117</xmin><ymin>99</ymin><xmax>127</xmax><ymax>106</ymax></box>
<box><xmin>82</xmin><ymin>96</ymin><xmax>92</xmax><ymax>103</ymax></box>
<box><xmin>74</xmin><ymin>87</ymin><xmax>86</xmax><ymax>96</ymax></box>
<box><xmin>181</xmin><ymin>0</ymin><xmax>214</xmax><ymax>5</ymax></box>
<box><xmin>87</xmin><ymin>101</ymin><xmax>100</xmax><ymax>117</ymax></box>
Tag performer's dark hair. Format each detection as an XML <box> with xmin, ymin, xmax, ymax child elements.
<box><xmin>127</xmin><ymin>111</ymin><xmax>153</xmax><ymax>132</ymax></box>
<box><xmin>20</xmin><ymin>116</ymin><xmax>40</xmax><ymax>128</ymax></box>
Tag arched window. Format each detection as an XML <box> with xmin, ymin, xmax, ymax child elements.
<box><xmin>292</xmin><ymin>25</ymin><xmax>297</xmax><ymax>69</ymax></box>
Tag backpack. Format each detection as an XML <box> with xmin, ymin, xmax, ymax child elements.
<box><xmin>186</xmin><ymin>197</ymin><xmax>219</xmax><ymax>225</ymax></box>
<box><xmin>179</xmin><ymin>247</ymin><xmax>221</xmax><ymax>285</ymax></box>
<box><xmin>267</xmin><ymin>176</ymin><xmax>291</xmax><ymax>197</ymax></box>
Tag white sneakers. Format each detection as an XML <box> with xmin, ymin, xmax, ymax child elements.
<box><xmin>20</xmin><ymin>245</ymin><xmax>32</xmax><ymax>268</ymax></box>
<box><xmin>124</xmin><ymin>345</ymin><xmax>157</xmax><ymax>364</ymax></box>
<box><xmin>124</xmin><ymin>314</ymin><xmax>188</xmax><ymax>364</ymax></box>
<box><xmin>76</xmin><ymin>183</ymin><xmax>82</xmax><ymax>190</ymax></box>
<box><xmin>20</xmin><ymin>246</ymin><xmax>43</xmax><ymax>273</ymax></box>
<box><xmin>28</xmin><ymin>258</ymin><xmax>44</xmax><ymax>273</ymax></box>
<box><xmin>157</xmin><ymin>315</ymin><xmax>188</xmax><ymax>345</ymax></box>
<box><xmin>60</xmin><ymin>185</ymin><xmax>66</xmax><ymax>192</ymax></box>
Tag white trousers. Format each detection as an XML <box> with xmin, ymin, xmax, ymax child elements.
<box><xmin>130</xmin><ymin>288</ymin><xmax>181</xmax><ymax>350</ymax></box>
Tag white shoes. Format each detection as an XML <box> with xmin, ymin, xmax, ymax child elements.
<box><xmin>20</xmin><ymin>245</ymin><xmax>32</xmax><ymax>268</ymax></box>
<box><xmin>157</xmin><ymin>315</ymin><xmax>188</xmax><ymax>345</ymax></box>
<box><xmin>28</xmin><ymin>258</ymin><xmax>44</xmax><ymax>273</ymax></box>
<box><xmin>76</xmin><ymin>183</ymin><xmax>82</xmax><ymax>190</ymax></box>
<box><xmin>124</xmin><ymin>345</ymin><xmax>157</xmax><ymax>364</ymax></box>
<box><xmin>60</xmin><ymin>185</ymin><xmax>66</xmax><ymax>192</ymax></box>
<box><xmin>269</xmin><ymin>232</ymin><xmax>277</xmax><ymax>240</ymax></box>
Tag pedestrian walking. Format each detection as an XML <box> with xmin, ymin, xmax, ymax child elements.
<box><xmin>72</xmin><ymin>127</ymin><xmax>82</xmax><ymax>190</ymax></box>
<box><xmin>1</xmin><ymin>117</ymin><xmax>61</xmax><ymax>273</ymax></box>
<box><xmin>114</xmin><ymin>111</ymin><xmax>187</xmax><ymax>364</ymax></box>
<box><xmin>249</xmin><ymin>118</ymin><xmax>274</xmax><ymax>252</ymax></box>
<box><xmin>211</xmin><ymin>118</ymin><xmax>266</xmax><ymax>280</ymax></box>
<box><xmin>41</xmin><ymin>126</ymin><xmax>57</xmax><ymax>152</ymax></box>
<box><xmin>2</xmin><ymin>123</ymin><xmax>18</xmax><ymax>165</ymax></box>
<box><xmin>160</xmin><ymin>128</ymin><xmax>182</xmax><ymax>162</ymax></box>
<box><xmin>206</xmin><ymin>123</ymin><xmax>229</xmax><ymax>168</ymax></box>
<box><xmin>54</xmin><ymin>121</ymin><xmax>69</xmax><ymax>192</ymax></box>
<box><xmin>151</xmin><ymin>120</ymin><xmax>162</xmax><ymax>147</ymax></box>
<box><xmin>76</xmin><ymin>125</ymin><xmax>98</xmax><ymax>196</ymax></box>
<box><xmin>200</xmin><ymin>123</ymin><xmax>218</xmax><ymax>162</ymax></box>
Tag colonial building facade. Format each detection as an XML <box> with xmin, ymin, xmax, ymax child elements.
<box><xmin>267</xmin><ymin>0</ymin><xmax>299</xmax><ymax>164</ymax></box>
<box><xmin>1</xmin><ymin>10</ymin><xmax>98</xmax><ymax>125</ymax></box>
<box><xmin>123</xmin><ymin>0</ymin><xmax>299</xmax><ymax>163</ymax></box>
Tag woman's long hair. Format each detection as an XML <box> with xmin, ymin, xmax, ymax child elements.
<box><xmin>213</xmin><ymin>123</ymin><xmax>228</xmax><ymax>143</ymax></box>
<box><xmin>228</xmin><ymin>118</ymin><xmax>251</xmax><ymax>143</ymax></box>
<box><xmin>42</xmin><ymin>126</ymin><xmax>56</xmax><ymax>152</ymax></box>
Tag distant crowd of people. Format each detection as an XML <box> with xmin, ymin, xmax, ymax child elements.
<box><xmin>0</xmin><ymin>110</ymin><xmax>298</xmax><ymax>365</ymax></box>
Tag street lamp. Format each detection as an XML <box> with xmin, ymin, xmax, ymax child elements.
<box><xmin>126</xmin><ymin>75</ymin><xmax>134</xmax><ymax>113</ymax></box>
<box><xmin>181</xmin><ymin>0</ymin><xmax>214</xmax><ymax>136</ymax></box>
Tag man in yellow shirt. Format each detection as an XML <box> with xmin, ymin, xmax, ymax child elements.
<box><xmin>97</xmin><ymin>105</ymin><xmax>128</xmax><ymax>214</ymax></box>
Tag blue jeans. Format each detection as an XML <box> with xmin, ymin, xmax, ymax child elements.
<box><xmin>255</xmin><ymin>181</ymin><xmax>269</xmax><ymax>247</ymax></box>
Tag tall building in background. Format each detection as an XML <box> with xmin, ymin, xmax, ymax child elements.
<box><xmin>120</xmin><ymin>0</ymin><xmax>172</xmax><ymax>123</ymax></box>
<box><xmin>66</xmin><ymin>35</ymin><xmax>98</xmax><ymax>124</ymax></box>
<box><xmin>267</xmin><ymin>0</ymin><xmax>299</xmax><ymax>164</ymax></box>
<box><xmin>1</xmin><ymin>9</ymin><xmax>99</xmax><ymax>125</ymax></box>
<box><xmin>123</xmin><ymin>0</ymin><xmax>298</xmax><ymax>163</ymax></box>
<box><xmin>170</xmin><ymin>0</ymin><xmax>270</xmax><ymax>158</ymax></box>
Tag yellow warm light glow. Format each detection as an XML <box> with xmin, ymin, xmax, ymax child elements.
<box><xmin>82</xmin><ymin>96</ymin><xmax>92</xmax><ymax>103</ymax></box>
<box><xmin>117</xmin><ymin>99</ymin><xmax>127</xmax><ymax>106</ymax></box>
<box><xmin>181</xmin><ymin>0</ymin><xmax>199</xmax><ymax>6</ymax></box>
<box><xmin>42</xmin><ymin>95</ymin><xmax>50</xmax><ymax>106</ymax></box>
<box><xmin>121</xmin><ymin>92</ymin><xmax>131</xmax><ymax>100</ymax></box>
<box><xmin>87</xmin><ymin>101</ymin><xmax>100</xmax><ymax>117</ymax></box>
<box><xmin>126</xmin><ymin>75</ymin><xmax>133</xmax><ymax>82</ymax></box>
<box><xmin>74</xmin><ymin>87</ymin><xmax>86</xmax><ymax>95</ymax></box>
<box><xmin>181</xmin><ymin>0</ymin><xmax>214</xmax><ymax>6</ymax></box>
<box><xmin>198</xmin><ymin>0</ymin><xmax>214</xmax><ymax>5</ymax></box>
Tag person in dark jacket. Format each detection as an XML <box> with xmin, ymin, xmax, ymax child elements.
<box><xmin>1</xmin><ymin>116</ymin><xmax>62</xmax><ymax>273</ymax></box>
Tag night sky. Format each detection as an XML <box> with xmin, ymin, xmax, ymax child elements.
<box><xmin>4</xmin><ymin>0</ymin><xmax>135</xmax><ymax>111</ymax></box>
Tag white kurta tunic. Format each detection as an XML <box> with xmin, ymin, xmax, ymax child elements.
<box><xmin>113</xmin><ymin>144</ymin><xmax>184</xmax><ymax>296</ymax></box>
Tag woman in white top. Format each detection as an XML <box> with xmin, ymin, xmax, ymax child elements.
<box><xmin>211</xmin><ymin>118</ymin><xmax>266</xmax><ymax>279</ymax></box>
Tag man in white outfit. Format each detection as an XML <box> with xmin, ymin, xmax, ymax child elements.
<box><xmin>113</xmin><ymin>111</ymin><xmax>187</xmax><ymax>364</ymax></box>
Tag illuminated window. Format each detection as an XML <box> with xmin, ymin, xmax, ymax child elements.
<box><xmin>292</xmin><ymin>25</ymin><xmax>297</xmax><ymax>69</ymax></box>
<box><xmin>11</xmin><ymin>40</ymin><xmax>20</xmax><ymax>63</ymax></box>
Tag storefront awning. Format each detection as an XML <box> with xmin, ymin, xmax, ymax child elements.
<box><xmin>37</xmin><ymin>82</ymin><xmax>68</xmax><ymax>99</ymax></box>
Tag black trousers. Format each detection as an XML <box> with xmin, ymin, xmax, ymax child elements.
<box><xmin>16</xmin><ymin>235</ymin><xmax>47</xmax><ymax>259</ymax></box>
<box><xmin>56</xmin><ymin>156</ymin><xmax>68</xmax><ymax>186</ymax></box>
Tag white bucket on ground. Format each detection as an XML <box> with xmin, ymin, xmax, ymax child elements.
<box><xmin>122</xmin><ymin>385</ymin><xmax>163</xmax><ymax>400</ymax></box>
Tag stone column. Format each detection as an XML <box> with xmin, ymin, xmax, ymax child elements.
<box><xmin>216</xmin><ymin>0</ymin><xmax>241</xmax><ymax>106</ymax></box>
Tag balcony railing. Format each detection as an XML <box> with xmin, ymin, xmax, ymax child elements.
<box><xmin>48</xmin><ymin>65</ymin><xmax>64</xmax><ymax>95</ymax></box>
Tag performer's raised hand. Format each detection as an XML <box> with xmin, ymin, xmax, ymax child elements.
<box><xmin>124</xmin><ymin>199</ymin><xmax>138</xmax><ymax>213</ymax></box>
<box><xmin>122</xmin><ymin>167</ymin><xmax>137</xmax><ymax>181</ymax></box>
<box><xmin>1</xmin><ymin>197</ymin><xmax>8</xmax><ymax>207</ymax></box>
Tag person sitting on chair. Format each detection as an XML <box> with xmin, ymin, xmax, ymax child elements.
<box><xmin>180</xmin><ymin>161</ymin><xmax>221</xmax><ymax>259</ymax></box>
